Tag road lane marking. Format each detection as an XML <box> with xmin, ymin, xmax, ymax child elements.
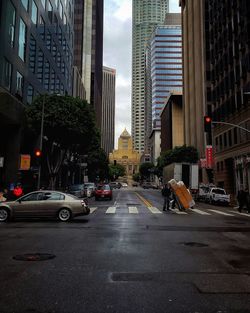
<box><xmin>147</xmin><ymin>206</ymin><xmax>162</xmax><ymax>214</ymax></box>
<box><xmin>90</xmin><ymin>207</ymin><xmax>97</xmax><ymax>214</ymax></box>
<box><xmin>229</xmin><ymin>210</ymin><xmax>250</xmax><ymax>217</ymax></box>
<box><xmin>192</xmin><ymin>208</ymin><xmax>211</xmax><ymax>215</ymax></box>
<box><xmin>106</xmin><ymin>207</ymin><xmax>116</xmax><ymax>214</ymax></box>
<box><xmin>208</xmin><ymin>209</ymin><xmax>234</xmax><ymax>216</ymax></box>
<box><xmin>135</xmin><ymin>192</ymin><xmax>153</xmax><ymax>207</ymax></box>
<box><xmin>128</xmin><ymin>206</ymin><xmax>139</xmax><ymax>214</ymax></box>
<box><xmin>170</xmin><ymin>209</ymin><xmax>188</xmax><ymax>215</ymax></box>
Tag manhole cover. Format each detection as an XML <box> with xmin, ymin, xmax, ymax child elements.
<box><xmin>182</xmin><ymin>242</ymin><xmax>209</xmax><ymax>247</ymax></box>
<box><xmin>13</xmin><ymin>253</ymin><xmax>56</xmax><ymax>261</ymax></box>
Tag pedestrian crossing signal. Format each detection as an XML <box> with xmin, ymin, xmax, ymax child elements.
<box><xmin>35</xmin><ymin>149</ymin><xmax>42</xmax><ymax>157</ymax></box>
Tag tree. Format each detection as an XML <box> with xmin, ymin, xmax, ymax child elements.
<box><xmin>109</xmin><ymin>164</ymin><xmax>126</xmax><ymax>180</ymax></box>
<box><xmin>25</xmin><ymin>94</ymin><xmax>100</xmax><ymax>189</ymax></box>
<box><xmin>139</xmin><ymin>162</ymin><xmax>154</xmax><ymax>179</ymax></box>
<box><xmin>156</xmin><ymin>145</ymin><xmax>199</xmax><ymax>175</ymax></box>
<box><xmin>132</xmin><ymin>173</ymin><xmax>140</xmax><ymax>182</ymax></box>
<box><xmin>87</xmin><ymin>148</ymin><xmax>109</xmax><ymax>181</ymax></box>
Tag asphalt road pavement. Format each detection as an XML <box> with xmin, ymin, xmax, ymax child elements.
<box><xmin>1</xmin><ymin>187</ymin><xmax>250</xmax><ymax>313</ymax></box>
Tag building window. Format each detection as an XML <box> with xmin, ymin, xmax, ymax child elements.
<box><xmin>27</xmin><ymin>84</ymin><xmax>34</xmax><ymax>104</ymax></box>
<box><xmin>5</xmin><ymin>1</ymin><xmax>16</xmax><ymax>48</ymax></box>
<box><xmin>228</xmin><ymin>130</ymin><xmax>232</xmax><ymax>146</ymax></box>
<box><xmin>3</xmin><ymin>58</ymin><xmax>12</xmax><ymax>91</ymax></box>
<box><xmin>57</xmin><ymin>52</ymin><xmax>61</xmax><ymax>68</ymax></box>
<box><xmin>16</xmin><ymin>71</ymin><xmax>23</xmax><ymax>96</ymax></box>
<box><xmin>21</xmin><ymin>0</ymin><xmax>29</xmax><ymax>11</ymax></box>
<box><xmin>44</xmin><ymin>60</ymin><xmax>50</xmax><ymax>90</ymax></box>
<box><xmin>29</xmin><ymin>35</ymin><xmax>36</xmax><ymax>73</ymax></box>
<box><xmin>41</xmin><ymin>0</ymin><xmax>46</xmax><ymax>9</ymax></box>
<box><xmin>223</xmin><ymin>132</ymin><xmax>227</xmax><ymax>148</ymax></box>
<box><xmin>48</xmin><ymin>0</ymin><xmax>53</xmax><ymax>22</ymax></box>
<box><xmin>39</xmin><ymin>16</ymin><xmax>45</xmax><ymax>40</ymax></box>
<box><xmin>37</xmin><ymin>49</ymin><xmax>44</xmax><ymax>83</ymax></box>
<box><xmin>46</xmin><ymin>31</ymin><xmax>51</xmax><ymax>51</ymax></box>
<box><xmin>55</xmin><ymin>77</ymin><xmax>60</xmax><ymax>93</ymax></box>
<box><xmin>234</xmin><ymin>128</ymin><xmax>238</xmax><ymax>144</ymax></box>
<box><xmin>50</xmin><ymin>69</ymin><xmax>55</xmax><ymax>92</ymax></box>
<box><xmin>52</xmin><ymin>41</ymin><xmax>57</xmax><ymax>60</ymax></box>
<box><xmin>59</xmin><ymin>1</ymin><xmax>63</xmax><ymax>19</ymax></box>
<box><xmin>31</xmin><ymin>0</ymin><xmax>38</xmax><ymax>24</ymax></box>
<box><xmin>61</xmin><ymin>61</ymin><xmax>65</xmax><ymax>74</ymax></box>
<box><xmin>18</xmin><ymin>18</ymin><xmax>27</xmax><ymax>61</ymax></box>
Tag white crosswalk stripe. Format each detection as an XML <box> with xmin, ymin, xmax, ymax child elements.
<box><xmin>147</xmin><ymin>206</ymin><xmax>162</xmax><ymax>214</ymax></box>
<box><xmin>106</xmin><ymin>207</ymin><xmax>116</xmax><ymax>214</ymax></box>
<box><xmin>191</xmin><ymin>208</ymin><xmax>211</xmax><ymax>215</ymax></box>
<box><xmin>128</xmin><ymin>206</ymin><xmax>139</xmax><ymax>214</ymax></box>
<box><xmin>208</xmin><ymin>209</ymin><xmax>234</xmax><ymax>216</ymax></box>
<box><xmin>229</xmin><ymin>210</ymin><xmax>250</xmax><ymax>217</ymax></box>
<box><xmin>90</xmin><ymin>207</ymin><xmax>97</xmax><ymax>214</ymax></box>
<box><xmin>170</xmin><ymin>209</ymin><xmax>188</xmax><ymax>215</ymax></box>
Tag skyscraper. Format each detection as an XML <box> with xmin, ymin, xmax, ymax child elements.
<box><xmin>101</xmin><ymin>66</ymin><xmax>116</xmax><ymax>155</ymax></box>
<box><xmin>81</xmin><ymin>0</ymin><xmax>104</xmax><ymax>130</ymax></box>
<box><xmin>0</xmin><ymin>0</ymin><xmax>74</xmax><ymax>185</ymax></box>
<box><xmin>132</xmin><ymin>0</ymin><xmax>169</xmax><ymax>153</ymax></box>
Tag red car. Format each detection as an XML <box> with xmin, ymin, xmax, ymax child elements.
<box><xmin>95</xmin><ymin>184</ymin><xmax>112</xmax><ymax>200</ymax></box>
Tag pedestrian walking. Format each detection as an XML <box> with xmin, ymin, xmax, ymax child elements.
<box><xmin>237</xmin><ymin>188</ymin><xmax>247</xmax><ymax>213</ymax></box>
<box><xmin>162</xmin><ymin>183</ymin><xmax>171</xmax><ymax>211</ymax></box>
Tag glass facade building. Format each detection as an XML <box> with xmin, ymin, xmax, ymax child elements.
<box><xmin>149</xmin><ymin>25</ymin><xmax>182</xmax><ymax>130</ymax></box>
<box><xmin>132</xmin><ymin>0</ymin><xmax>169</xmax><ymax>153</ymax></box>
<box><xmin>0</xmin><ymin>0</ymin><xmax>74</xmax><ymax>185</ymax></box>
<box><xmin>0</xmin><ymin>0</ymin><xmax>74</xmax><ymax>104</ymax></box>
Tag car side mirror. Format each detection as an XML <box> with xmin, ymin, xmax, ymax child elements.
<box><xmin>18</xmin><ymin>199</ymin><xmax>22</xmax><ymax>203</ymax></box>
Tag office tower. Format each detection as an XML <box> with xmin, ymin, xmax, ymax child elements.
<box><xmin>73</xmin><ymin>0</ymin><xmax>86</xmax><ymax>99</ymax></box>
<box><xmin>101</xmin><ymin>66</ymin><xmax>116</xmax><ymax>155</ymax></box>
<box><xmin>206</xmin><ymin>0</ymin><xmax>250</xmax><ymax>194</ymax></box>
<box><xmin>132</xmin><ymin>0</ymin><xmax>169</xmax><ymax>153</ymax></box>
<box><xmin>180</xmin><ymin>0</ymin><xmax>207</xmax><ymax>164</ymax></box>
<box><xmin>81</xmin><ymin>0</ymin><xmax>104</xmax><ymax>129</ymax></box>
<box><xmin>0</xmin><ymin>0</ymin><xmax>74</xmax><ymax>185</ymax></box>
<box><xmin>180</xmin><ymin>0</ymin><xmax>250</xmax><ymax>194</ymax></box>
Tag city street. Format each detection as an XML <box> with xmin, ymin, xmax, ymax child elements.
<box><xmin>1</xmin><ymin>188</ymin><xmax>250</xmax><ymax>313</ymax></box>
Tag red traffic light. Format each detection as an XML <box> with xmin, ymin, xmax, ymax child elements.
<box><xmin>35</xmin><ymin>149</ymin><xmax>42</xmax><ymax>157</ymax></box>
<box><xmin>205</xmin><ymin>116</ymin><xmax>211</xmax><ymax>123</ymax></box>
<box><xmin>204</xmin><ymin>116</ymin><xmax>212</xmax><ymax>132</ymax></box>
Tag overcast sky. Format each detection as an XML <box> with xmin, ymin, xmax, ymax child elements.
<box><xmin>103</xmin><ymin>0</ymin><xmax>181</xmax><ymax>147</ymax></box>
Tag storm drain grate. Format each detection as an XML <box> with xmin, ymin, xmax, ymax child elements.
<box><xmin>182</xmin><ymin>242</ymin><xmax>209</xmax><ymax>247</ymax></box>
<box><xmin>13</xmin><ymin>253</ymin><xmax>56</xmax><ymax>261</ymax></box>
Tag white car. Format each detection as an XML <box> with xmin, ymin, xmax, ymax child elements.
<box><xmin>121</xmin><ymin>182</ymin><xmax>128</xmax><ymax>187</ymax></box>
<box><xmin>206</xmin><ymin>187</ymin><xmax>230</xmax><ymax>205</ymax></box>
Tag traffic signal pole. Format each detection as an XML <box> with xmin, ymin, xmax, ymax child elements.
<box><xmin>37</xmin><ymin>96</ymin><xmax>45</xmax><ymax>190</ymax></box>
<box><xmin>212</xmin><ymin>121</ymin><xmax>250</xmax><ymax>133</ymax></box>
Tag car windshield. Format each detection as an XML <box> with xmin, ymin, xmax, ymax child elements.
<box><xmin>84</xmin><ymin>183</ymin><xmax>95</xmax><ymax>188</ymax></box>
<box><xmin>69</xmin><ymin>184</ymin><xmax>84</xmax><ymax>191</ymax></box>
<box><xmin>212</xmin><ymin>189</ymin><xmax>226</xmax><ymax>195</ymax></box>
<box><xmin>97</xmin><ymin>185</ymin><xmax>110</xmax><ymax>191</ymax></box>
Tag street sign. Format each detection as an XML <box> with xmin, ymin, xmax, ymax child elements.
<box><xmin>0</xmin><ymin>157</ymin><xmax>4</xmax><ymax>168</ymax></box>
<box><xmin>19</xmin><ymin>154</ymin><xmax>31</xmax><ymax>170</ymax></box>
<box><xmin>206</xmin><ymin>146</ymin><xmax>213</xmax><ymax>169</ymax></box>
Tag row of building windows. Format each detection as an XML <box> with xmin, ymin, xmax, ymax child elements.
<box><xmin>215</xmin><ymin>121</ymin><xmax>250</xmax><ymax>153</ymax></box>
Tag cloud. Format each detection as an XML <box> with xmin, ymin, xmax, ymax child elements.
<box><xmin>169</xmin><ymin>0</ymin><xmax>181</xmax><ymax>12</ymax></box>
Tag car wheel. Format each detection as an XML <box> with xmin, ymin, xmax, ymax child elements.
<box><xmin>209</xmin><ymin>197</ymin><xmax>213</xmax><ymax>205</ymax></box>
<box><xmin>110</xmin><ymin>197</ymin><xmax>113</xmax><ymax>200</ymax></box>
<box><xmin>0</xmin><ymin>208</ymin><xmax>10</xmax><ymax>222</ymax></box>
<box><xmin>58</xmin><ymin>208</ymin><xmax>72</xmax><ymax>222</ymax></box>
<box><xmin>95</xmin><ymin>197</ymin><xmax>98</xmax><ymax>201</ymax></box>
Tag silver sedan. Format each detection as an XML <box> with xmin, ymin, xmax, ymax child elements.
<box><xmin>0</xmin><ymin>190</ymin><xmax>90</xmax><ymax>222</ymax></box>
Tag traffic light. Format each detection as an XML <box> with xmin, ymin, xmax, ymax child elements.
<box><xmin>204</xmin><ymin>116</ymin><xmax>212</xmax><ymax>132</ymax></box>
<box><xmin>34</xmin><ymin>148</ymin><xmax>42</xmax><ymax>157</ymax></box>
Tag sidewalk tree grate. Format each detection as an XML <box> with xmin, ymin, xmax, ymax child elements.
<box><xmin>182</xmin><ymin>242</ymin><xmax>209</xmax><ymax>247</ymax></box>
<box><xmin>13</xmin><ymin>253</ymin><xmax>56</xmax><ymax>261</ymax></box>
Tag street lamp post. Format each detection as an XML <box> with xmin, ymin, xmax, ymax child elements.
<box><xmin>37</xmin><ymin>95</ymin><xmax>45</xmax><ymax>190</ymax></box>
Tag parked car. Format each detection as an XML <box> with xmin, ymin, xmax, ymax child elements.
<box><xmin>132</xmin><ymin>182</ymin><xmax>138</xmax><ymax>187</ymax></box>
<box><xmin>109</xmin><ymin>182</ymin><xmax>122</xmax><ymax>189</ymax></box>
<box><xmin>83</xmin><ymin>183</ymin><xmax>96</xmax><ymax>197</ymax></box>
<box><xmin>95</xmin><ymin>184</ymin><xmax>113</xmax><ymax>200</ymax></box>
<box><xmin>67</xmin><ymin>184</ymin><xmax>85</xmax><ymax>198</ymax></box>
<box><xmin>120</xmin><ymin>182</ymin><xmax>128</xmax><ymax>188</ymax></box>
<box><xmin>0</xmin><ymin>191</ymin><xmax>90</xmax><ymax>222</ymax></box>
<box><xmin>198</xmin><ymin>185</ymin><xmax>210</xmax><ymax>201</ymax></box>
<box><xmin>206</xmin><ymin>187</ymin><xmax>230</xmax><ymax>205</ymax></box>
<box><xmin>141</xmin><ymin>182</ymin><xmax>153</xmax><ymax>189</ymax></box>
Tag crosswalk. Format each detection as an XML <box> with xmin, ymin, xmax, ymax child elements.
<box><xmin>88</xmin><ymin>206</ymin><xmax>250</xmax><ymax>217</ymax></box>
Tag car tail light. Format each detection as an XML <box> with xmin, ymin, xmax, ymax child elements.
<box><xmin>81</xmin><ymin>199</ymin><xmax>87</xmax><ymax>207</ymax></box>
